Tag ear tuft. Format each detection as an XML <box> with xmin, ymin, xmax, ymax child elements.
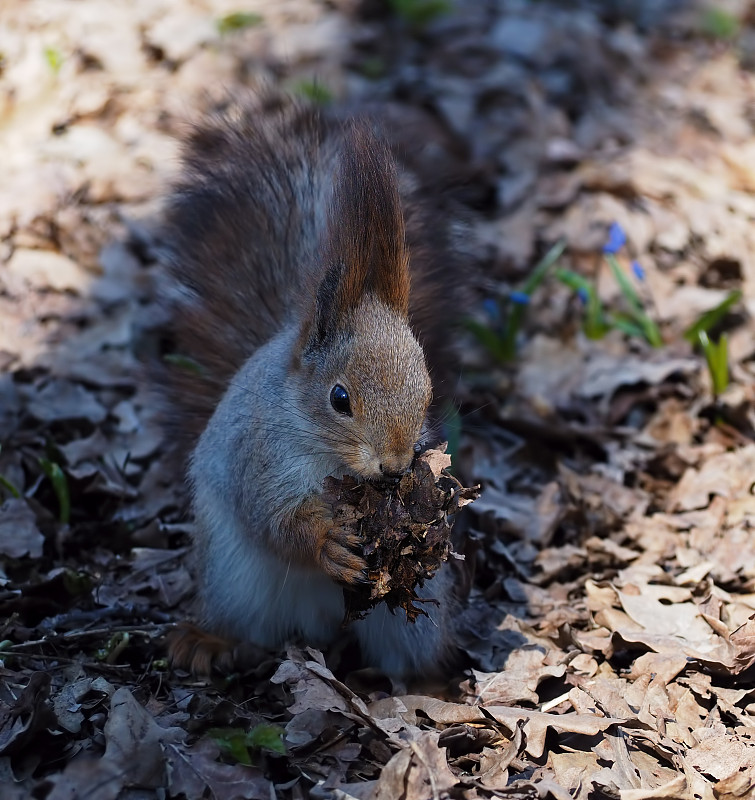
<box><xmin>307</xmin><ymin>122</ymin><xmax>409</xmax><ymax>351</ymax></box>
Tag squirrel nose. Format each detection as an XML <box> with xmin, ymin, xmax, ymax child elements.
<box><xmin>379</xmin><ymin>465</ymin><xmax>408</xmax><ymax>483</ymax></box>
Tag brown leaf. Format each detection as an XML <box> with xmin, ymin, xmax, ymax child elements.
<box><xmin>0</xmin><ymin>499</ymin><xmax>44</xmax><ymax>559</ymax></box>
<box><xmin>465</xmin><ymin>650</ymin><xmax>566</xmax><ymax>706</ymax></box>
<box><xmin>0</xmin><ymin>672</ymin><xmax>56</xmax><ymax>757</ymax></box>
<box><xmin>165</xmin><ymin>737</ymin><xmax>272</xmax><ymax>800</ymax></box>
<box><xmin>25</xmin><ymin>379</ymin><xmax>107</xmax><ymax>424</ymax></box>
<box><xmin>669</xmin><ymin>446</ymin><xmax>755</xmax><ymax>513</ymax></box>
<box><xmin>47</xmin><ymin>687</ymin><xmax>179</xmax><ymax>800</ymax></box>
<box><xmin>369</xmin><ymin>731</ymin><xmax>456</xmax><ymax>800</ymax></box>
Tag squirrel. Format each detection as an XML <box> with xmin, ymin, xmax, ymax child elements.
<box><xmin>159</xmin><ymin>100</ymin><xmax>465</xmax><ymax>679</ymax></box>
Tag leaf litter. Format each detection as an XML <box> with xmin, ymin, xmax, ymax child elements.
<box><xmin>2</xmin><ymin>0</ymin><xmax>755</xmax><ymax>798</ymax></box>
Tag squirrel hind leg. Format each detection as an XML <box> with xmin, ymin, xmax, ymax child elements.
<box><xmin>167</xmin><ymin>621</ymin><xmax>239</xmax><ymax>675</ymax></box>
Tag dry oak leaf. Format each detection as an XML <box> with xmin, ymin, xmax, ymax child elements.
<box><xmin>668</xmin><ymin>445</ymin><xmax>755</xmax><ymax>513</ymax></box>
<box><xmin>165</xmin><ymin>736</ymin><xmax>272</xmax><ymax>800</ymax></box>
<box><xmin>47</xmin><ymin>687</ymin><xmax>180</xmax><ymax>800</ymax></box>
<box><xmin>369</xmin><ymin>731</ymin><xmax>456</xmax><ymax>800</ymax></box>
<box><xmin>370</xmin><ymin>695</ymin><xmax>626</xmax><ymax>760</ymax></box>
<box><xmin>272</xmin><ymin>649</ymin><xmax>406</xmax><ymax>742</ymax></box>
<box><xmin>686</xmin><ymin>729</ymin><xmax>755</xmax><ymax>784</ymax></box>
<box><xmin>0</xmin><ymin>499</ymin><xmax>44</xmax><ymax>558</ymax></box>
<box><xmin>465</xmin><ymin>648</ymin><xmax>566</xmax><ymax>705</ymax></box>
<box><xmin>5</xmin><ymin>248</ymin><xmax>89</xmax><ymax>293</ymax></box>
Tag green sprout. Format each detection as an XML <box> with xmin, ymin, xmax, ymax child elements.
<box><xmin>554</xmin><ymin>268</ymin><xmax>610</xmax><ymax>340</ymax></box>
<box><xmin>357</xmin><ymin>57</ymin><xmax>387</xmax><ymax>80</ymax></box>
<box><xmin>216</xmin><ymin>12</ymin><xmax>263</xmax><ymax>35</ymax></box>
<box><xmin>683</xmin><ymin>289</ymin><xmax>742</xmax><ymax>399</ymax></box>
<box><xmin>467</xmin><ymin>239</ymin><xmax>566</xmax><ymax>362</ymax></box>
<box><xmin>44</xmin><ymin>47</ymin><xmax>64</xmax><ymax>75</ymax></box>
<box><xmin>38</xmin><ymin>458</ymin><xmax>70</xmax><ymax>524</ymax></box>
<box><xmin>698</xmin><ymin>331</ymin><xmax>730</xmax><ymax>397</ymax></box>
<box><xmin>208</xmin><ymin>725</ymin><xmax>286</xmax><ymax>765</ymax></box>
<box><xmin>0</xmin><ymin>470</ymin><xmax>21</xmax><ymax>499</ymax></box>
<box><xmin>701</xmin><ymin>8</ymin><xmax>739</xmax><ymax>40</ymax></box>
<box><xmin>163</xmin><ymin>352</ymin><xmax>206</xmax><ymax>376</ymax></box>
<box><xmin>291</xmin><ymin>79</ymin><xmax>333</xmax><ymax>106</ymax></box>
<box><xmin>556</xmin><ymin>223</ymin><xmax>662</xmax><ymax>346</ymax></box>
<box><xmin>389</xmin><ymin>0</ymin><xmax>452</xmax><ymax>27</ymax></box>
<box><xmin>95</xmin><ymin>631</ymin><xmax>130</xmax><ymax>664</ymax></box>
<box><xmin>605</xmin><ymin>253</ymin><xmax>662</xmax><ymax>347</ymax></box>
<box><xmin>683</xmin><ymin>290</ymin><xmax>742</xmax><ymax>344</ymax></box>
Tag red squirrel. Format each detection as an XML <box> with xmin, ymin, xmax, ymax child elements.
<box><xmin>160</xmin><ymin>101</ymin><xmax>464</xmax><ymax>678</ymax></box>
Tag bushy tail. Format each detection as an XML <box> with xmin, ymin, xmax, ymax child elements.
<box><xmin>155</xmin><ymin>99</ymin><xmax>468</xmax><ymax>461</ymax></box>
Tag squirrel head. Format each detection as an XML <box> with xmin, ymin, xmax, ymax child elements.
<box><xmin>294</xmin><ymin>122</ymin><xmax>432</xmax><ymax>481</ymax></box>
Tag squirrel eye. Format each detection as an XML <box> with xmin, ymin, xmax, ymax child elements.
<box><xmin>330</xmin><ymin>384</ymin><xmax>352</xmax><ymax>416</ymax></box>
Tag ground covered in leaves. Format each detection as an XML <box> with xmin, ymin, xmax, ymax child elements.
<box><xmin>3</xmin><ymin>1</ymin><xmax>755</xmax><ymax>798</ymax></box>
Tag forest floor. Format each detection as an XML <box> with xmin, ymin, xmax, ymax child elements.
<box><xmin>2</xmin><ymin>1</ymin><xmax>755</xmax><ymax>798</ymax></box>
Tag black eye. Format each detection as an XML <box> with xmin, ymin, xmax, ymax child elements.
<box><xmin>330</xmin><ymin>384</ymin><xmax>352</xmax><ymax>416</ymax></box>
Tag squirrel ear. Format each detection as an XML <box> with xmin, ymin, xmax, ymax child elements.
<box><xmin>307</xmin><ymin>122</ymin><xmax>409</xmax><ymax>350</ymax></box>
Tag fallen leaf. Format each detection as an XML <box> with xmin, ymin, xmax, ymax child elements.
<box><xmin>0</xmin><ymin>499</ymin><xmax>44</xmax><ymax>558</ymax></box>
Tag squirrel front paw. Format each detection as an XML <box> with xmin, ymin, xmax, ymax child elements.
<box><xmin>318</xmin><ymin>522</ymin><xmax>369</xmax><ymax>586</ymax></box>
<box><xmin>288</xmin><ymin>496</ymin><xmax>368</xmax><ymax>586</ymax></box>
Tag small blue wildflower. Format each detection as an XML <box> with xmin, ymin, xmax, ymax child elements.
<box><xmin>482</xmin><ymin>298</ymin><xmax>501</xmax><ymax>320</ymax></box>
<box><xmin>509</xmin><ymin>290</ymin><xmax>531</xmax><ymax>306</ymax></box>
<box><xmin>577</xmin><ymin>287</ymin><xmax>589</xmax><ymax>304</ymax></box>
<box><xmin>603</xmin><ymin>222</ymin><xmax>626</xmax><ymax>254</ymax></box>
<box><xmin>631</xmin><ymin>260</ymin><xmax>646</xmax><ymax>282</ymax></box>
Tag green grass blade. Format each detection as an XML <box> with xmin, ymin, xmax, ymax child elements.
<box><xmin>291</xmin><ymin>79</ymin><xmax>333</xmax><ymax>105</ymax></box>
<box><xmin>683</xmin><ymin>290</ymin><xmax>742</xmax><ymax>343</ymax></box>
<box><xmin>44</xmin><ymin>47</ymin><xmax>64</xmax><ymax>74</ymax></box>
<box><xmin>465</xmin><ymin>319</ymin><xmax>511</xmax><ymax>362</ymax></box>
<box><xmin>501</xmin><ymin>304</ymin><xmax>526</xmax><ymax>360</ymax></box>
<box><xmin>0</xmin><ymin>474</ymin><xmax>21</xmax><ymax>499</ymax></box>
<box><xmin>163</xmin><ymin>353</ymin><xmax>206</xmax><ymax>376</ymax></box>
<box><xmin>389</xmin><ymin>0</ymin><xmax>451</xmax><ymax>26</ymax></box>
<box><xmin>606</xmin><ymin>254</ymin><xmax>643</xmax><ymax>313</ymax></box>
<box><xmin>554</xmin><ymin>267</ymin><xmax>591</xmax><ymax>293</ymax></box>
<box><xmin>606</xmin><ymin>255</ymin><xmax>662</xmax><ymax>346</ymax></box>
<box><xmin>522</xmin><ymin>239</ymin><xmax>567</xmax><ymax>295</ymax></box>
<box><xmin>216</xmin><ymin>12</ymin><xmax>263</xmax><ymax>34</ymax></box>
<box><xmin>609</xmin><ymin>315</ymin><xmax>647</xmax><ymax>340</ymax></box>
<box><xmin>39</xmin><ymin>458</ymin><xmax>70</xmax><ymax>524</ymax></box>
<box><xmin>555</xmin><ymin>268</ymin><xmax>610</xmax><ymax>339</ymax></box>
<box><xmin>702</xmin><ymin>8</ymin><xmax>740</xmax><ymax>40</ymax></box>
<box><xmin>699</xmin><ymin>331</ymin><xmax>730</xmax><ymax>397</ymax></box>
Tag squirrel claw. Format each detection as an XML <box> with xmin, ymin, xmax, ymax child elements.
<box><xmin>355</xmin><ymin>569</ymin><xmax>373</xmax><ymax>586</ymax></box>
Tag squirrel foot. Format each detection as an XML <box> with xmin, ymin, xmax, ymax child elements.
<box><xmin>168</xmin><ymin>622</ymin><xmax>239</xmax><ymax>675</ymax></box>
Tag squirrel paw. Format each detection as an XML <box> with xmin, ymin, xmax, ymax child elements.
<box><xmin>296</xmin><ymin>496</ymin><xmax>369</xmax><ymax>586</ymax></box>
<box><xmin>319</xmin><ymin>527</ymin><xmax>369</xmax><ymax>586</ymax></box>
<box><xmin>167</xmin><ymin>622</ymin><xmax>238</xmax><ymax>675</ymax></box>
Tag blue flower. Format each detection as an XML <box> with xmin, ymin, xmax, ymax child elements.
<box><xmin>631</xmin><ymin>260</ymin><xmax>645</xmax><ymax>282</ymax></box>
<box><xmin>509</xmin><ymin>290</ymin><xmax>531</xmax><ymax>306</ymax></box>
<box><xmin>482</xmin><ymin>298</ymin><xmax>500</xmax><ymax>320</ymax></box>
<box><xmin>577</xmin><ymin>287</ymin><xmax>589</xmax><ymax>304</ymax></box>
<box><xmin>603</xmin><ymin>222</ymin><xmax>626</xmax><ymax>254</ymax></box>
